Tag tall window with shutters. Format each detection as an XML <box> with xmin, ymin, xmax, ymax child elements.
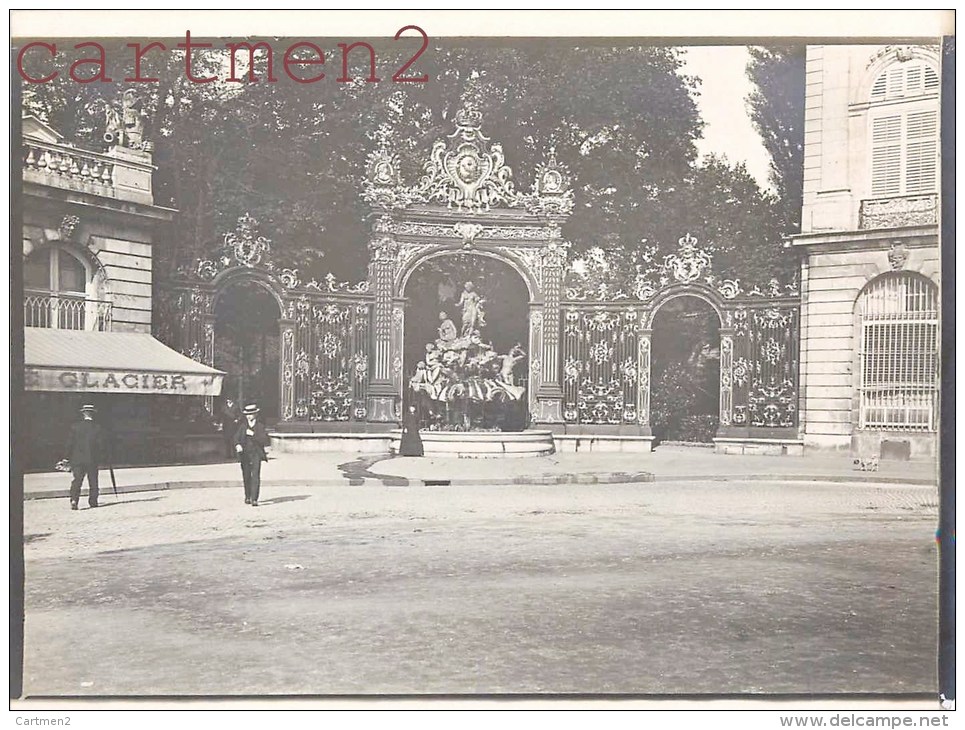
<box><xmin>869</xmin><ymin>61</ymin><xmax>940</xmax><ymax>198</ymax></box>
<box><xmin>857</xmin><ymin>273</ymin><xmax>939</xmax><ymax>431</ymax></box>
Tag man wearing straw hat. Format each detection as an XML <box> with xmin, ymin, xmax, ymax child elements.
<box><xmin>233</xmin><ymin>403</ymin><xmax>271</xmax><ymax>507</ymax></box>
<box><xmin>64</xmin><ymin>403</ymin><xmax>107</xmax><ymax>510</ymax></box>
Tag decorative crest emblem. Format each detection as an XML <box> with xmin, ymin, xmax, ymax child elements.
<box><xmin>526</xmin><ymin>146</ymin><xmax>575</xmax><ymax>217</ymax></box>
<box><xmin>224</xmin><ymin>213</ymin><xmax>271</xmax><ymax>267</ymax></box>
<box><xmin>413</xmin><ymin>104</ymin><xmax>519</xmax><ymax>212</ymax></box>
<box><xmin>664</xmin><ymin>233</ymin><xmax>711</xmax><ymax>284</ymax></box>
<box><xmin>362</xmin><ymin>129</ymin><xmax>409</xmax><ymax>210</ymax></box>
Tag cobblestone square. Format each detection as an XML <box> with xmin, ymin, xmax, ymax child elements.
<box><xmin>19</xmin><ymin>477</ymin><xmax>939</xmax><ymax>698</ymax></box>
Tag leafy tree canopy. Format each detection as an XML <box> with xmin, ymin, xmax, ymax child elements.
<box><xmin>20</xmin><ymin>39</ymin><xmax>799</xmax><ymax>288</ymax></box>
<box><xmin>746</xmin><ymin>45</ymin><xmax>806</xmax><ymax>234</ymax></box>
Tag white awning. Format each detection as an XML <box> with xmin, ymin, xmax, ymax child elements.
<box><xmin>24</xmin><ymin>329</ymin><xmax>224</xmax><ymax>396</ymax></box>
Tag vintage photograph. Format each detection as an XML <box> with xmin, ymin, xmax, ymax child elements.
<box><xmin>10</xmin><ymin>10</ymin><xmax>951</xmax><ymax>710</ymax></box>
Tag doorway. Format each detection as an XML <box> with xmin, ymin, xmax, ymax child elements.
<box><xmin>650</xmin><ymin>296</ymin><xmax>721</xmax><ymax>444</ymax></box>
<box><xmin>214</xmin><ymin>280</ymin><xmax>281</xmax><ymax>423</ymax></box>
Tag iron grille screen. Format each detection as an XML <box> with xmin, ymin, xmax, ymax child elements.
<box><xmin>858</xmin><ymin>274</ymin><xmax>938</xmax><ymax>430</ymax></box>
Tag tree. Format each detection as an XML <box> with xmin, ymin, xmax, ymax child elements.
<box><xmin>23</xmin><ymin>39</ymin><xmax>799</xmax><ymax>288</ymax></box>
<box><xmin>746</xmin><ymin>46</ymin><xmax>807</xmax><ymax>234</ymax></box>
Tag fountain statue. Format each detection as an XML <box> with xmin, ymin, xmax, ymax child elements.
<box><xmin>408</xmin><ymin>282</ymin><xmax>526</xmax><ymax>431</ymax></box>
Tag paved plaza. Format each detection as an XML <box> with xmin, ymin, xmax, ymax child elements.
<box><xmin>16</xmin><ymin>454</ymin><xmax>940</xmax><ymax>699</ymax></box>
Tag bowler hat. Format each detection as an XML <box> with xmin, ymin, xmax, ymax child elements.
<box><xmin>242</xmin><ymin>404</ymin><xmax>260</xmax><ymax>415</ymax></box>
<box><xmin>80</xmin><ymin>404</ymin><xmax>97</xmax><ymax>413</ymax></box>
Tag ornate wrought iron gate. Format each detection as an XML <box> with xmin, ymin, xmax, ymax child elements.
<box><xmin>157</xmin><ymin>216</ymin><xmax>373</xmax><ymax>428</ymax></box>
<box><xmin>561</xmin><ymin>305</ymin><xmax>645</xmax><ymax>428</ymax></box>
<box><xmin>560</xmin><ymin>235</ymin><xmax>801</xmax><ymax>441</ymax></box>
<box><xmin>156</xmin><ymin>113</ymin><xmax>800</xmax><ymax>448</ymax></box>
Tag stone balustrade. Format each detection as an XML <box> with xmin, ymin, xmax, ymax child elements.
<box><xmin>23</xmin><ymin>141</ymin><xmax>115</xmax><ymax>187</ymax></box>
<box><xmin>23</xmin><ymin>139</ymin><xmax>156</xmax><ymax>204</ymax></box>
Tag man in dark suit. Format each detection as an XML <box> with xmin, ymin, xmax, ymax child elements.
<box><xmin>65</xmin><ymin>403</ymin><xmax>107</xmax><ymax>510</ymax></box>
<box><xmin>233</xmin><ymin>403</ymin><xmax>271</xmax><ymax>507</ymax></box>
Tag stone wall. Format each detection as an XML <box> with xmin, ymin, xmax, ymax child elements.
<box><xmin>797</xmin><ymin>237</ymin><xmax>940</xmax><ymax>453</ymax></box>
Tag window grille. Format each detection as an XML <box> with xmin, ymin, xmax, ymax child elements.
<box><xmin>23</xmin><ymin>293</ymin><xmax>113</xmax><ymax>331</ymax></box>
<box><xmin>858</xmin><ymin>273</ymin><xmax>938</xmax><ymax>431</ymax></box>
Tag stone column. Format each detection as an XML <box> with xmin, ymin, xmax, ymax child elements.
<box><xmin>533</xmin><ymin>241</ymin><xmax>565</xmax><ymax>427</ymax></box>
<box><xmin>718</xmin><ymin>329</ymin><xmax>735</xmax><ymax>431</ymax></box>
<box><xmin>366</xmin><ymin>233</ymin><xmax>400</xmax><ymax>424</ymax></box>
<box><xmin>636</xmin><ymin>326</ymin><xmax>653</xmax><ymax>437</ymax></box>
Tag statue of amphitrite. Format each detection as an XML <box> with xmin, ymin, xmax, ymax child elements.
<box><xmin>458</xmin><ymin>282</ymin><xmax>486</xmax><ymax>336</ymax></box>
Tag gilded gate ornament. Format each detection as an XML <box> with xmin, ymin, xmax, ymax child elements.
<box><xmin>526</xmin><ymin>147</ymin><xmax>575</xmax><ymax>217</ymax></box>
<box><xmin>664</xmin><ymin>233</ymin><xmax>711</xmax><ymax>284</ymax></box>
<box><xmin>362</xmin><ymin>133</ymin><xmax>410</xmax><ymax>210</ymax></box>
<box><xmin>224</xmin><ymin>213</ymin><xmax>271</xmax><ymax>267</ymax></box>
<box><xmin>414</xmin><ymin>106</ymin><xmax>519</xmax><ymax>213</ymax></box>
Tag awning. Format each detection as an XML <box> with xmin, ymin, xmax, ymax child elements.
<box><xmin>24</xmin><ymin>329</ymin><xmax>224</xmax><ymax>396</ymax></box>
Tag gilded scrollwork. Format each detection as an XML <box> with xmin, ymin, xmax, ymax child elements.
<box><xmin>413</xmin><ymin>106</ymin><xmax>520</xmax><ymax>212</ymax></box>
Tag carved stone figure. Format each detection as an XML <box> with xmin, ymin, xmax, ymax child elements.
<box><xmin>121</xmin><ymin>90</ymin><xmax>145</xmax><ymax>148</ymax></box>
<box><xmin>437</xmin><ymin>311</ymin><xmax>458</xmax><ymax>343</ymax></box>
<box><xmin>888</xmin><ymin>243</ymin><xmax>910</xmax><ymax>270</ymax></box>
<box><xmin>498</xmin><ymin>344</ymin><xmax>526</xmax><ymax>386</ymax></box>
<box><xmin>458</xmin><ymin>282</ymin><xmax>486</xmax><ymax>336</ymax></box>
<box><xmin>105</xmin><ymin>90</ymin><xmax>145</xmax><ymax>149</ymax></box>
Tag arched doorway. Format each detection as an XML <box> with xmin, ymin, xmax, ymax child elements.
<box><xmin>402</xmin><ymin>252</ymin><xmax>530</xmax><ymax>431</ymax></box>
<box><xmin>214</xmin><ymin>280</ymin><xmax>282</xmax><ymax>423</ymax></box>
<box><xmin>650</xmin><ymin>295</ymin><xmax>721</xmax><ymax>444</ymax></box>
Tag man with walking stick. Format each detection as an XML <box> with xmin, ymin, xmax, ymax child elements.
<box><xmin>234</xmin><ymin>403</ymin><xmax>271</xmax><ymax>507</ymax></box>
<box><xmin>63</xmin><ymin>403</ymin><xmax>107</xmax><ymax>511</ymax></box>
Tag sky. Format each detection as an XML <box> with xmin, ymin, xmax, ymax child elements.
<box><xmin>680</xmin><ymin>46</ymin><xmax>773</xmax><ymax>192</ymax></box>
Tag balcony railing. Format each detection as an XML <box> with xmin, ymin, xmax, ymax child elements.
<box><xmin>859</xmin><ymin>194</ymin><xmax>938</xmax><ymax>230</ymax></box>
<box><xmin>24</xmin><ymin>293</ymin><xmax>113</xmax><ymax>331</ymax></box>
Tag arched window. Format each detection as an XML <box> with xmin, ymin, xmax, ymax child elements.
<box><xmin>857</xmin><ymin>273</ymin><xmax>939</xmax><ymax>431</ymax></box>
<box><xmin>23</xmin><ymin>247</ymin><xmax>105</xmax><ymax>330</ymax></box>
<box><xmin>869</xmin><ymin>60</ymin><xmax>940</xmax><ymax>198</ymax></box>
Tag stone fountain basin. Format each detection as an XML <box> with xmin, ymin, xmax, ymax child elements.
<box><xmin>390</xmin><ymin>429</ymin><xmax>555</xmax><ymax>458</ymax></box>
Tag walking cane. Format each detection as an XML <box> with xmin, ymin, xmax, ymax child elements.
<box><xmin>107</xmin><ymin>433</ymin><xmax>118</xmax><ymax>498</ymax></box>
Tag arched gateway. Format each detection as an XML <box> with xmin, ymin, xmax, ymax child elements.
<box><xmin>158</xmin><ymin>107</ymin><xmax>802</xmax><ymax>454</ymax></box>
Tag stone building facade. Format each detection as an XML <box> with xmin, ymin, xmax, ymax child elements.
<box><xmin>20</xmin><ymin>115</ymin><xmax>223</xmax><ymax>469</ymax></box>
<box><xmin>791</xmin><ymin>44</ymin><xmax>941</xmax><ymax>457</ymax></box>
